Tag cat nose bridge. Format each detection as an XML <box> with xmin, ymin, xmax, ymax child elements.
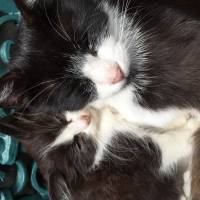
<box><xmin>83</xmin><ymin>56</ymin><xmax>125</xmax><ymax>84</ymax></box>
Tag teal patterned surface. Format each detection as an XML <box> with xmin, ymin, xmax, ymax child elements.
<box><xmin>0</xmin><ymin>0</ymin><xmax>18</xmax><ymax>13</ymax></box>
<box><xmin>0</xmin><ymin>1</ymin><xmax>48</xmax><ymax>199</ymax></box>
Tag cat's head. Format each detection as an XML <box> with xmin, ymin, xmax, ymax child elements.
<box><xmin>0</xmin><ymin>109</ymin><xmax>98</xmax><ymax>199</ymax></box>
<box><xmin>0</xmin><ymin>0</ymin><xmax>150</xmax><ymax>113</ymax></box>
<box><xmin>0</xmin><ymin>106</ymin><xmax>118</xmax><ymax>200</ymax></box>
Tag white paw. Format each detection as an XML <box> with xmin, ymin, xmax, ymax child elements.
<box><xmin>167</xmin><ymin>112</ymin><xmax>191</xmax><ymax>130</ymax></box>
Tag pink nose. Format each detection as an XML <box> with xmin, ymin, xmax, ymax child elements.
<box><xmin>107</xmin><ymin>63</ymin><xmax>124</xmax><ymax>85</ymax></box>
<box><xmin>111</xmin><ymin>65</ymin><xmax>124</xmax><ymax>84</ymax></box>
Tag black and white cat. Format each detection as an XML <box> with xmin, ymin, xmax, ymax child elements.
<box><xmin>1</xmin><ymin>0</ymin><xmax>200</xmax><ymax>120</ymax></box>
<box><xmin>0</xmin><ymin>106</ymin><xmax>198</xmax><ymax>200</ymax></box>
<box><xmin>1</xmin><ymin>0</ymin><xmax>200</xmax><ymax>199</ymax></box>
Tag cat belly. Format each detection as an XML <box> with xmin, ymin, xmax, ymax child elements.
<box><xmin>149</xmin><ymin>127</ymin><xmax>193</xmax><ymax>171</ymax></box>
<box><xmin>122</xmin><ymin>120</ymin><xmax>196</xmax><ymax>171</ymax></box>
<box><xmin>93</xmin><ymin>89</ymin><xmax>200</xmax><ymax>170</ymax></box>
<box><xmin>94</xmin><ymin>109</ymin><xmax>197</xmax><ymax>172</ymax></box>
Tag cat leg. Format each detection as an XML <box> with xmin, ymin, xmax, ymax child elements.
<box><xmin>180</xmin><ymin>170</ymin><xmax>191</xmax><ymax>200</ymax></box>
<box><xmin>164</xmin><ymin>112</ymin><xmax>192</xmax><ymax>130</ymax></box>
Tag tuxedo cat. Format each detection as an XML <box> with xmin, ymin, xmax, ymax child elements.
<box><xmin>1</xmin><ymin>0</ymin><xmax>200</xmax><ymax>119</ymax></box>
<box><xmin>0</xmin><ymin>106</ymin><xmax>198</xmax><ymax>200</ymax></box>
<box><xmin>1</xmin><ymin>0</ymin><xmax>200</xmax><ymax>198</ymax></box>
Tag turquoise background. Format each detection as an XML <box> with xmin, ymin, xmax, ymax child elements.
<box><xmin>0</xmin><ymin>0</ymin><xmax>48</xmax><ymax>199</ymax></box>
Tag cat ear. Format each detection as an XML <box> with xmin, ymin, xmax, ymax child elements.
<box><xmin>14</xmin><ymin>0</ymin><xmax>39</xmax><ymax>21</ymax></box>
<box><xmin>0</xmin><ymin>71</ymin><xmax>24</xmax><ymax>108</ymax></box>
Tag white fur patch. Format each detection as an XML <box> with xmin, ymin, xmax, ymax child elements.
<box><xmin>97</xmin><ymin>108</ymin><xmax>198</xmax><ymax>172</ymax></box>
<box><xmin>92</xmin><ymin>91</ymin><xmax>200</xmax><ymax>171</ymax></box>
<box><xmin>92</xmin><ymin>87</ymin><xmax>191</xmax><ymax>128</ymax></box>
<box><xmin>46</xmin><ymin>104</ymin><xmax>199</xmax><ymax>177</ymax></box>
<box><xmin>0</xmin><ymin>82</ymin><xmax>14</xmax><ymax>102</ymax></box>
<box><xmin>151</xmin><ymin>117</ymin><xmax>197</xmax><ymax>171</ymax></box>
<box><xmin>51</xmin><ymin>108</ymin><xmax>99</xmax><ymax>148</ymax></box>
<box><xmin>82</xmin><ymin>2</ymin><xmax>150</xmax><ymax>99</ymax></box>
<box><xmin>182</xmin><ymin>170</ymin><xmax>191</xmax><ymax>199</ymax></box>
<box><xmin>93</xmin><ymin>105</ymin><xmax>200</xmax><ymax>172</ymax></box>
<box><xmin>51</xmin><ymin>124</ymin><xmax>80</xmax><ymax>147</ymax></box>
<box><xmin>103</xmin><ymin>2</ymin><xmax>150</xmax><ymax>65</ymax></box>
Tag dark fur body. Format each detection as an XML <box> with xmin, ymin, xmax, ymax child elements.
<box><xmin>1</xmin><ymin>0</ymin><xmax>200</xmax><ymax>112</ymax></box>
<box><xmin>0</xmin><ymin>0</ymin><xmax>200</xmax><ymax>199</ymax></box>
<box><xmin>0</xmin><ymin>113</ymin><xmax>185</xmax><ymax>200</ymax></box>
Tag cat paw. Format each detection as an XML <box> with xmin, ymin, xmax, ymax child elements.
<box><xmin>167</xmin><ymin>112</ymin><xmax>192</xmax><ymax>130</ymax></box>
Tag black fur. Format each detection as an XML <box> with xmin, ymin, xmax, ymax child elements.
<box><xmin>0</xmin><ymin>113</ymin><xmax>185</xmax><ymax>200</ymax></box>
<box><xmin>1</xmin><ymin>0</ymin><xmax>200</xmax><ymax>114</ymax></box>
<box><xmin>0</xmin><ymin>0</ymin><xmax>200</xmax><ymax>199</ymax></box>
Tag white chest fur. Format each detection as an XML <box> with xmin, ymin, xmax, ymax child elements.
<box><xmin>94</xmin><ymin>108</ymin><xmax>198</xmax><ymax>171</ymax></box>
<box><xmin>92</xmin><ymin>86</ymin><xmax>200</xmax><ymax>171</ymax></box>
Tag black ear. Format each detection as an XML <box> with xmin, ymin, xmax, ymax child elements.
<box><xmin>48</xmin><ymin>170</ymin><xmax>71</xmax><ymax>200</ymax></box>
<box><xmin>0</xmin><ymin>71</ymin><xmax>25</xmax><ymax>108</ymax></box>
<box><xmin>14</xmin><ymin>0</ymin><xmax>54</xmax><ymax>22</ymax></box>
<box><xmin>14</xmin><ymin>0</ymin><xmax>38</xmax><ymax>21</ymax></box>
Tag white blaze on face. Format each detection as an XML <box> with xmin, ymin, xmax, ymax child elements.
<box><xmin>97</xmin><ymin>36</ymin><xmax>129</xmax><ymax>76</ymax></box>
<box><xmin>81</xmin><ymin>2</ymin><xmax>150</xmax><ymax>100</ymax></box>
<box><xmin>82</xmin><ymin>36</ymin><xmax>127</xmax><ymax>99</ymax></box>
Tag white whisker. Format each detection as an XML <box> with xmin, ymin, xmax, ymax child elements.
<box><xmin>44</xmin><ymin>0</ymin><xmax>70</xmax><ymax>43</ymax></box>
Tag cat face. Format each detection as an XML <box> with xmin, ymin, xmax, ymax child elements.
<box><xmin>0</xmin><ymin>0</ymin><xmax>149</xmax><ymax>112</ymax></box>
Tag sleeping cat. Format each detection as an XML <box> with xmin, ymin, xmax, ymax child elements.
<box><xmin>1</xmin><ymin>0</ymin><xmax>200</xmax><ymax>120</ymax></box>
<box><xmin>0</xmin><ymin>106</ymin><xmax>198</xmax><ymax>200</ymax></box>
<box><xmin>1</xmin><ymin>0</ymin><xmax>200</xmax><ymax>198</ymax></box>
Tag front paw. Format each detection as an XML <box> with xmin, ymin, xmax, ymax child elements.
<box><xmin>167</xmin><ymin>113</ymin><xmax>192</xmax><ymax>130</ymax></box>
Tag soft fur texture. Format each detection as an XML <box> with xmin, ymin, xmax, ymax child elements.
<box><xmin>0</xmin><ymin>106</ymin><xmax>196</xmax><ymax>200</ymax></box>
<box><xmin>1</xmin><ymin>0</ymin><xmax>200</xmax><ymax>115</ymax></box>
<box><xmin>1</xmin><ymin>0</ymin><xmax>200</xmax><ymax>199</ymax></box>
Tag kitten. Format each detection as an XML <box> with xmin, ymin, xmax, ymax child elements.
<box><xmin>0</xmin><ymin>0</ymin><xmax>200</xmax><ymax>121</ymax></box>
<box><xmin>0</xmin><ymin>106</ymin><xmax>198</xmax><ymax>200</ymax></box>
<box><xmin>1</xmin><ymin>0</ymin><xmax>200</xmax><ymax>198</ymax></box>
